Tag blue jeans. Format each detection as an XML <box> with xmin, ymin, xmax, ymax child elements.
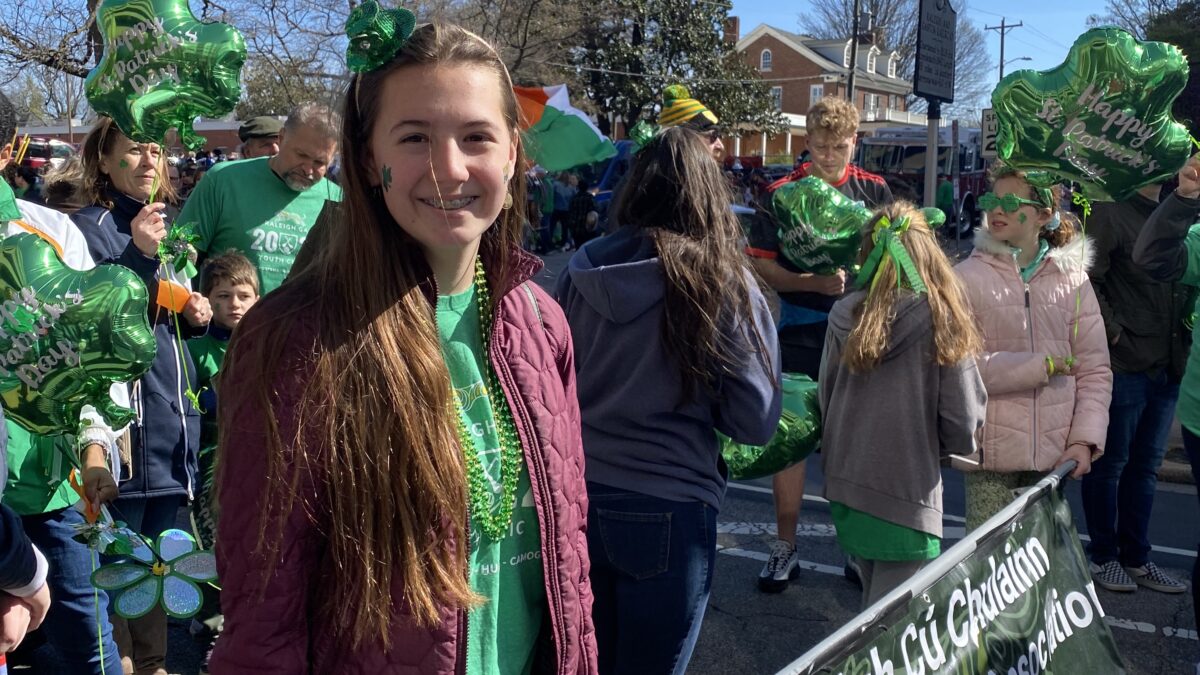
<box><xmin>1081</xmin><ymin>370</ymin><xmax>1179</xmax><ymax>567</ymax></box>
<box><xmin>20</xmin><ymin>507</ymin><xmax>124</xmax><ymax>674</ymax></box>
<box><xmin>586</xmin><ymin>482</ymin><xmax>717</xmax><ymax>675</ymax></box>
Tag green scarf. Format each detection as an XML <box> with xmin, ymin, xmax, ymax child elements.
<box><xmin>1014</xmin><ymin>239</ymin><xmax>1051</xmax><ymax>283</ymax></box>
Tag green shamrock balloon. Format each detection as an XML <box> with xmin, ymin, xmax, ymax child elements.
<box><xmin>0</xmin><ymin>234</ymin><xmax>156</xmax><ymax>435</ymax></box>
<box><xmin>721</xmin><ymin>374</ymin><xmax>821</xmax><ymax>481</ymax></box>
<box><xmin>85</xmin><ymin>0</ymin><xmax>247</xmax><ymax>151</ymax></box>
<box><xmin>992</xmin><ymin>27</ymin><xmax>1192</xmax><ymax>201</ymax></box>
<box><xmin>770</xmin><ymin>176</ymin><xmax>873</xmax><ymax>274</ymax></box>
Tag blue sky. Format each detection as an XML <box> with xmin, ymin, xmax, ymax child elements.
<box><xmin>730</xmin><ymin>0</ymin><xmax>1099</xmax><ymax>87</ymax></box>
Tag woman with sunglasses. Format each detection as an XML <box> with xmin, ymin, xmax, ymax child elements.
<box><xmin>954</xmin><ymin>162</ymin><xmax>1112</xmax><ymax>531</ymax></box>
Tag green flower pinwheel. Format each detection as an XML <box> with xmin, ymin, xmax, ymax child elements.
<box><xmin>92</xmin><ymin>529</ymin><xmax>216</xmax><ymax>619</ymax></box>
<box><xmin>157</xmin><ymin>223</ymin><xmax>200</xmax><ymax>277</ymax></box>
<box><xmin>346</xmin><ymin>0</ymin><xmax>416</xmax><ymax>73</ymax></box>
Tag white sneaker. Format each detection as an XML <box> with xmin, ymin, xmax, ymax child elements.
<box><xmin>758</xmin><ymin>539</ymin><xmax>799</xmax><ymax>593</ymax></box>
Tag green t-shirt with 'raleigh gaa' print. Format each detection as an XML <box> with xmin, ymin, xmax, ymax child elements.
<box><xmin>177</xmin><ymin>157</ymin><xmax>341</xmax><ymax>294</ymax></box>
<box><xmin>435</xmin><ymin>285</ymin><xmax>545</xmax><ymax>675</ymax></box>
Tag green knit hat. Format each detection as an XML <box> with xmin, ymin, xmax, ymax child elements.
<box><xmin>657</xmin><ymin>85</ymin><xmax>718</xmax><ymax>129</ymax></box>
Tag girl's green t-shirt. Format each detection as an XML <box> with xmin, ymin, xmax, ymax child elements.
<box><xmin>436</xmin><ymin>286</ymin><xmax>545</xmax><ymax>675</ymax></box>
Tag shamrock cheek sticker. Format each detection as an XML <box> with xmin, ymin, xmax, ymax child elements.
<box><xmin>992</xmin><ymin>27</ymin><xmax>1192</xmax><ymax>200</ymax></box>
<box><xmin>0</xmin><ymin>234</ymin><xmax>156</xmax><ymax>435</ymax></box>
<box><xmin>85</xmin><ymin>0</ymin><xmax>247</xmax><ymax>150</ymax></box>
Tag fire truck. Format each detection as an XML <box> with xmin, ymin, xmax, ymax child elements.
<box><xmin>855</xmin><ymin>124</ymin><xmax>989</xmax><ymax>237</ymax></box>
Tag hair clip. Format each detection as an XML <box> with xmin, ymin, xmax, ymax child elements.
<box><xmin>345</xmin><ymin>0</ymin><xmax>417</xmax><ymax>74</ymax></box>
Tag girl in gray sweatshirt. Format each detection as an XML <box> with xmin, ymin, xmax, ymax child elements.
<box><xmin>819</xmin><ymin>201</ymin><xmax>987</xmax><ymax>609</ymax></box>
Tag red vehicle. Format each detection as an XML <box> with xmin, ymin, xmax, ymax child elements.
<box><xmin>19</xmin><ymin>138</ymin><xmax>75</xmax><ymax>171</ymax></box>
<box><xmin>855</xmin><ymin>124</ymin><xmax>989</xmax><ymax>237</ymax></box>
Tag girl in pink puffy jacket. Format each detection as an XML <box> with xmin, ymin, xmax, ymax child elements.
<box><xmin>955</xmin><ymin>164</ymin><xmax>1113</xmax><ymax>531</ymax></box>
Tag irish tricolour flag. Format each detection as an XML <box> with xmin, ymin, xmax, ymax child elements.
<box><xmin>515</xmin><ymin>84</ymin><xmax>617</xmax><ymax>172</ymax></box>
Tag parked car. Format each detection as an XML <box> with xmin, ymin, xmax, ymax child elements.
<box><xmin>20</xmin><ymin>138</ymin><xmax>75</xmax><ymax>171</ymax></box>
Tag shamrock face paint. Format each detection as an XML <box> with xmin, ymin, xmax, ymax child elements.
<box><xmin>381</xmin><ymin>165</ymin><xmax>392</xmax><ymax>192</ymax></box>
<box><xmin>101</xmin><ymin>132</ymin><xmax>162</xmax><ymax>202</ymax></box>
<box><xmin>986</xmin><ymin>176</ymin><xmax>1046</xmax><ymax>251</ymax></box>
<box><xmin>992</xmin><ymin>27</ymin><xmax>1192</xmax><ymax>200</ymax></box>
<box><xmin>85</xmin><ymin>0</ymin><xmax>247</xmax><ymax>150</ymax></box>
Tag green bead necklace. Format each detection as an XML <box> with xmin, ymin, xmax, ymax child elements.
<box><xmin>451</xmin><ymin>258</ymin><xmax>525</xmax><ymax>540</ymax></box>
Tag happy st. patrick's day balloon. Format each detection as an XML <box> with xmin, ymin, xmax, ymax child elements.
<box><xmin>991</xmin><ymin>27</ymin><xmax>1192</xmax><ymax>201</ymax></box>
<box><xmin>721</xmin><ymin>373</ymin><xmax>821</xmax><ymax>481</ymax></box>
<box><xmin>0</xmin><ymin>234</ymin><xmax>156</xmax><ymax>435</ymax></box>
<box><xmin>770</xmin><ymin>177</ymin><xmax>873</xmax><ymax>274</ymax></box>
<box><xmin>85</xmin><ymin>0</ymin><xmax>246</xmax><ymax>150</ymax></box>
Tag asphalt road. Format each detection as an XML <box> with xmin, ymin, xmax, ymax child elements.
<box><xmin>17</xmin><ymin>248</ymin><xmax>1199</xmax><ymax>674</ymax></box>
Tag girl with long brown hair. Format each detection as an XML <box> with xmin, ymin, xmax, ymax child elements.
<box><xmin>211</xmin><ymin>16</ymin><xmax>596</xmax><ymax>675</ymax></box>
<box><xmin>819</xmin><ymin>201</ymin><xmax>987</xmax><ymax>608</ymax></box>
<box><xmin>555</xmin><ymin>125</ymin><xmax>781</xmax><ymax>674</ymax></box>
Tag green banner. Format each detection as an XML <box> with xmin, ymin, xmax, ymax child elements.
<box><xmin>811</xmin><ymin>484</ymin><xmax>1125</xmax><ymax>674</ymax></box>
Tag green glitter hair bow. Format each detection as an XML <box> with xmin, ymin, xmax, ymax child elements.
<box><xmin>855</xmin><ymin>215</ymin><xmax>927</xmax><ymax>294</ymax></box>
<box><xmin>345</xmin><ymin>0</ymin><xmax>417</xmax><ymax>73</ymax></box>
<box><xmin>628</xmin><ymin>119</ymin><xmax>660</xmax><ymax>154</ymax></box>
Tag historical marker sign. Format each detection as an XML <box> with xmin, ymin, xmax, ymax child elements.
<box><xmin>914</xmin><ymin>0</ymin><xmax>957</xmax><ymax>102</ymax></box>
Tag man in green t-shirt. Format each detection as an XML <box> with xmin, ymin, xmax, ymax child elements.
<box><xmin>178</xmin><ymin>103</ymin><xmax>343</xmax><ymax>294</ymax></box>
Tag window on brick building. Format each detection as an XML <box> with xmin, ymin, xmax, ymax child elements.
<box><xmin>770</xmin><ymin>86</ymin><xmax>783</xmax><ymax>111</ymax></box>
<box><xmin>760</xmin><ymin>49</ymin><xmax>773</xmax><ymax>72</ymax></box>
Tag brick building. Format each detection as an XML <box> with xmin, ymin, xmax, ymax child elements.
<box><xmin>727</xmin><ymin>19</ymin><xmax>929</xmax><ymax>166</ymax></box>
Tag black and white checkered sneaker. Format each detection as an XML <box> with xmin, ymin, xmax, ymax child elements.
<box><xmin>1089</xmin><ymin>560</ymin><xmax>1136</xmax><ymax>592</ymax></box>
<box><xmin>1124</xmin><ymin>563</ymin><xmax>1187</xmax><ymax>594</ymax></box>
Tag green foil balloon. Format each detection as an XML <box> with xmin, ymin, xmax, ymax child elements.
<box><xmin>992</xmin><ymin>27</ymin><xmax>1192</xmax><ymax>201</ymax></box>
<box><xmin>85</xmin><ymin>0</ymin><xmax>247</xmax><ymax>151</ymax></box>
<box><xmin>721</xmin><ymin>374</ymin><xmax>821</xmax><ymax>481</ymax></box>
<box><xmin>0</xmin><ymin>234</ymin><xmax>156</xmax><ymax>435</ymax></box>
<box><xmin>770</xmin><ymin>177</ymin><xmax>873</xmax><ymax>274</ymax></box>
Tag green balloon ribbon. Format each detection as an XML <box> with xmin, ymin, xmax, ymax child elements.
<box><xmin>720</xmin><ymin>373</ymin><xmax>821</xmax><ymax>481</ymax></box>
<box><xmin>855</xmin><ymin>215</ymin><xmax>927</xmax><ymax>294</ymax></box>
<box><xmin>991</xmin><ymin>27</ymin><xmax>1191</xmax><ymax>201</ymax></box>
<box><xmin>85</xmin><ymin>0</ymin><xmax>247</xmax><ymax>150</ymax></box>
<box><xmin>769</xmin><ymin>176</ymin><xmax>873</xmax><ymax>274</ymax></box>
<box><xmin>345</xmin><ymin>0</ymin><xmax>416</xmax><ymax>73</ymax></box>
<box><xmin>0</xmin><ymin>234</ymin><xmax>156</xmax><ymax>435</ymax></box>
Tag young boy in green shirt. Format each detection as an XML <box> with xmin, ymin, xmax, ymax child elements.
<box><xmin>187</xmin><ymin>250</ymin><xmax>259</xmax><ymax>662</ymax></box>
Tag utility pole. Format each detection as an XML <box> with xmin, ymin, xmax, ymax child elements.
<box><xmin>847</xmin><ymin>0</ymin><xmax>861</xmax><ymax>105</ymax></box>
<box><xmin>985</xmin><ymin>18</ymin><xmax>1024</xmax><ymax>80</ymax></box>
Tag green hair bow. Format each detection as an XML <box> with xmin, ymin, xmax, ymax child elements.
<box><xmin>855</xmin><ymin>215</ymin><xmax>927</xmax><ymax>294</ymax></box>
<box><xmin>628</xmin><ymin>120</ymin><xmax>660</xmax><ymax>154</ymax></box>
<box><xmin>345</xmin><ymin>0</ymin><xmax>417</xmax><ymax>73</ymax></box>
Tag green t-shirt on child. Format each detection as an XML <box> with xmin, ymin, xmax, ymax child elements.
<box><xmin>830</xmin><ymin>502</ymin><xmax>940</xmax><ymax>562</ymax></box>
<box><xmin>177</xmin><ymin>157</ymin><xmax>341</xmax><ymax>294</ymax></box>
<box><xmin>436</xmin><ymin>285</ymin><xmax>545</xmax><ymax>675</ymax></box>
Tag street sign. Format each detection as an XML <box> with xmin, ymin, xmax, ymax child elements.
<box><xmin>913</xmin><ymin>0</ymin><xmax>957</xmax><ymax>102</ymax></box>
<box><xmin>981</xmin><ymin>107</ymin><xmax>998</xmax><ymax>159</ymax></box>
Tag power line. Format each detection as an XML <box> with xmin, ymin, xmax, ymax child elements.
<box><xmin>1023</xmin><ymin>25</ymin><xmax>1070</xmax><ymax>51</ymax></box>
<box><xmin>532</xmin><ymin>59</ymin><xmax>828</xmax><ymax>84</ymax></box>
<box><xmin>985</xmin><ymin>17</ymin><xmax>1024</xmax><ymax>79</ymax></box>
